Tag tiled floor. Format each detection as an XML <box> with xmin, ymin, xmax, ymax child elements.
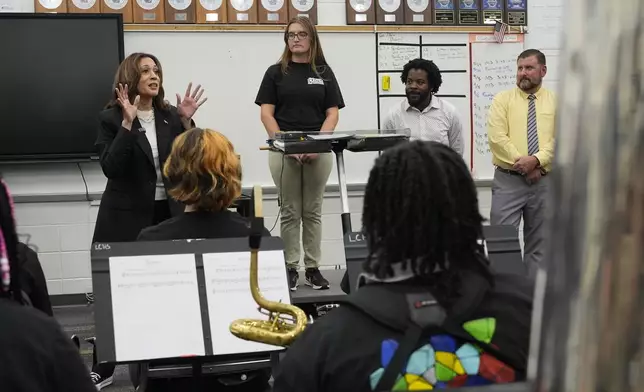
<box><xmin>54</xmin><ymin>305</ymin><xmax>134</xmax><ymax>392</ymax></box>
<box><xmin>55</xmin><ymin>305</ymin><xmax>275</xmax><ymax>392</ymax></box>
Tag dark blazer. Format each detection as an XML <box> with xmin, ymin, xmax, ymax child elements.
<box><xmin>92</xmin><ymin>104</ymin><xmax>191</xmax><ymax>243</ymax></box>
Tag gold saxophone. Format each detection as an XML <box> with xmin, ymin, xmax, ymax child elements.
<box><xmin>229</xmin><ymin>185</ymin><xmax>308</xmax><ymax>347</ymax></box>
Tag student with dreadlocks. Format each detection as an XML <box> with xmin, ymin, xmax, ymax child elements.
<box><xmin>273</xmin><ymin>141</ymin><xmax>533</xmax><ymax>392</ymax></box>
<box><xmin>0</xmin><ymin>177</ymin><xmax>96</xmax><ymax>391</ymax></box>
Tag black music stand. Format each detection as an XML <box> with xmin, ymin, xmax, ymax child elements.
<box><xmin>482</xmin><ymin>224</ymin><xmax>527</xmax><ymax>276</ymax></box>
<box><xmin>91</xmin><ymin>237</ymin><xmax>287</xmax><ymax>390</ymax></box>
<box><xmin>271</xmin><ymin>129</ymin><xmax>410</xmax><ymax>235</ymax></box>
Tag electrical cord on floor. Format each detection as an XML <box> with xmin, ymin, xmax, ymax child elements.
<box><xmin>268</xmin><ymin>153</ymin><xmax>285</xmax><ymax>233</ymax></box>
<box><xmin>77</xmin><ymin>162</ymin><xmax>90</xmax><ymax>201</ymax></box>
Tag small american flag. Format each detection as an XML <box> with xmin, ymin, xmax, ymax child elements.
<box><xmin>494</xmin><ymin>20</ymin><xmax>508</xmax><ymax>43</ymax></box>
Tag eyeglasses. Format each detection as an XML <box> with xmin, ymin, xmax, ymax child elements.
<box><xmin>287</xmin><ymin>32</ymin><xmax>308</xmax><ymax>40</ymax></box>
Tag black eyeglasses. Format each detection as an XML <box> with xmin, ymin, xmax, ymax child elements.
<box><xmin>287</xmin><ymin>32</ymin><xmax>308</xmax><ymax>40</ymax></box>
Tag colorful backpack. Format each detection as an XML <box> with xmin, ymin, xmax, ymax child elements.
<box><xmin>339</xmin><ymin>272</ymin><xmax>531</xmax><ymax>391</ymax></box>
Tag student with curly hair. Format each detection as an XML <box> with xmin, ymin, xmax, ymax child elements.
<box><xmin>273</xmin><ymin>141</ymin><xmax>533</xmax><ymax>392</ymax></box>
<box><xmin>133</xmin><ymin>128</ymin><xmax>271</xmax><ymax>392</ymax></box>
<box><xmin>138</xmin><ymin>127</ymin><xmax>270</xmax><ymax>241</ymax></box>
<box><xmin>383</xmin><ymin>58</ymin><xmax>464</xmax><ymax>155</ymax></box>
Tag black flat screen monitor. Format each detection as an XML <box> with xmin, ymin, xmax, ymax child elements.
<box><xmin>0</xmin><ymin>13</ymin><xmax>124</xmax><ymax>162</ymax></box>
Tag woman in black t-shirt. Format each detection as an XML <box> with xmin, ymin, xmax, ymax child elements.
<box><xmin>255</xmin><ymin>16</ymin><xmax>345</xmax><ymax>292</ymax></box>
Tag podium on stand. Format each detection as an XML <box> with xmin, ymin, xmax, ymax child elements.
<box><xmin>268</xmin><ymin>129</ymin><xmax>411</xmax><ymax>295</ymax></box>
<box><xmin>270</xmin><ymin>129</ymin><xmax>410</xmax><ymax>234</ymax></box>
<box><xmin>91</xmin><ymin>237</ymin><xmax>290</xmax><ymax>390</ymax></box>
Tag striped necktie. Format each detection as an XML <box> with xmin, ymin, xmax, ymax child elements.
<box><xmin>527</xmin><ymin>94</ymin><xmax>539</xmax><ymax>155</ymax></box>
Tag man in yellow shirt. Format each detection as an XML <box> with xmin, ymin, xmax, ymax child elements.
<box><xmin>487</xmin><ymin>49</ymin><xmax>556</xmax><ymax>271</ymax></box>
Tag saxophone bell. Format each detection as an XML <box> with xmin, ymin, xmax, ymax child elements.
<box><xmin>229</xmin><ymin>186</ymin><xmax>308</xmax><ymax>347</ymax></box>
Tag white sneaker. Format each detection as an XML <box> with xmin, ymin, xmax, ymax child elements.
<box><xmin>90</xmin><ymin>372</ymin><xmax>113</xmax><ymax>390</ymax></box>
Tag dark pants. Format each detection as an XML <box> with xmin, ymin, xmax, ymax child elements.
<box><xmin>95</xmin><ymin>200</ymin><xmax>171</xmax><ymax>378</ymax></box>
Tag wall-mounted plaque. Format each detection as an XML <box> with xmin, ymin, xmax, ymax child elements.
<box><xmin>457</xmin><ymin>0</ymin><xmax>479</xmax><ymax>25</ymax></box>
<box><xmin>433</xmin><ymin>0</ymin><xmax>454</xmax><ymax>24</ymax></box>
<box><xmin>288</xmin><ymin>0</ymin><xmax>317</xmax><ymax>24</ymax></box>
<box><xmin>165</xmin><ymin>0</ymin><xmax>196</xmax><ymax>22</ymax></box>
<box><xmin>481</xmin><ymin>0</ymin><xmax>502</xmax><ymax>23</ymax></box>
<box><xmin>101</xmin><ymin>0</ymin><xmax>133</xmax><ymax>23</ymax></box>
<box><xmin>505</xmin><ymin>0</ymin><xmax>525</xmax><ymax>25</ymax></box>
<box><xmin>403</xmin><ymin>0</ymin><xmax>431</xmax><ymax>24</ymax></box>
<box><xmin>259</xmin><ymin>0</ymin><xmax>287</xmax><ymax>23</ymax></box>
<box><xmin>227</xmin><ymin>0</ymin><xmax>258</xmax><ymax>23</ymax></box>
<box><xmin>197</xmin><ymin>0</ymin><xmax>228</xmax><ymax>22</ymax></box>
<box><xmin>68</xmin><ymin>0</ymin><xmax>100</xmax><ymax>13</ymax></box>
<box><xmin>35</xmin><ymin>0</ymin><xmax>67</xmax><ymax>12</ymax></box>
<box><xmin>345</xmin><ymin>0</ymin><xmax>375</xmax><ymax>24</ymax></box>
<box><xmin>376</xmin><ymin>0</ymin><xmax>403</xmax><ymax>24</ymax></box>
<box><xmin>134</xmin><ymin>0</ymin><xmax>164</xmax><ymax>22</ymax></box>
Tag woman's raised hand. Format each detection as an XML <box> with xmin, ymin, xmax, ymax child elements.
<box><xmin>116</xmin><ymin>83</ymin><xmax>140</xmax><ymax>127</ymax></box>
<box><xmin>176</xmin><ymin>82</ymin><xmax>207</xmax><ymax>120</ymax></box>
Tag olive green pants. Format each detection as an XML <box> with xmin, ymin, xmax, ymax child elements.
<box><xmin>268</xmin><ymin>151</ymin><xmax>333</xmax><ymax>269</ymax></box>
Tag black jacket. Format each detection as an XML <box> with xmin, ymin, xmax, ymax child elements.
<box><xmin>0</xmin><ymin>299</ymin><xmax>96</xmax><ymax>392</ymax></box>
<box><xmin>92</xmin><ymin>105</ymin><xmax>190</xmax><ymax>243</ymax></box>
<box><xmin>273</xmin><ymin>271</ymin><xmax>534</xmax><ymax>392</ymax></box>
<box><xmin>17</xmin><ymin>242</ymin><xmax>53</xmax><ymax>317</ymax></box>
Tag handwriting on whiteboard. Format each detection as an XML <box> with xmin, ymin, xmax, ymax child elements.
<box><xmin>378</xmin><ymin>33</ymin><xmax>407</xmax><ymax>43</ymax></box>
<box><xmin>471</xmin><ymin>59</ymin><xmax>516</xmax><ymax>156</ymax></box>
<box><xmin>422</xmin><ymin>46</ymin><xmax>468</xmax><ymax>71</ymax></box>
<box><xmin>378</xmin><ymin>45</ymin><xmax>421</xmax><ymax>70</ymax></box>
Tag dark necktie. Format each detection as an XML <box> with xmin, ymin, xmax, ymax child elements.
<box><xmin>527</xmin><ymin>94</ymin><xmax>539</xmax><ymax>155</ymax></box>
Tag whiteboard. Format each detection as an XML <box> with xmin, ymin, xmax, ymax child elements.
<box><xmin>124</xmin><ymin>31</ymin><xmax>377</xmax><ymax>187</ymax></box>
<box><xmin>421</xmin><ymin>46</ymin><xmax>469</xmax><ymax>70</ymax></box>
<box><xmin>470</xmin><ymin>39</ymin><xmax>524</xmax><ymax>180</ymax></box>
<box><xmin>377</xmin><ymin>33</ymin><xmax>525</xmax><ymax>179</ymax></box>
<box><xmin>376</xmin><ymin>33</ymin><xmax>471</xmax><ymax>166</ymax></box>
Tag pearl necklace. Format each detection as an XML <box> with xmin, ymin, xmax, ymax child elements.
<box><xmin>137</xmin><ymin>109</ymin><xmax>155</xmax><ymax>124</ymax></box>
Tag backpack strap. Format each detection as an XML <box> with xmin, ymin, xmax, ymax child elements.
<box><xmin>340</xmin><ymin>286</ymin><xmax>446</xmax><ymax>392</ymax></box>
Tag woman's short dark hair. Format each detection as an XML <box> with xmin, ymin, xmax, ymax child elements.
<box><xmin>164</xmin><ymin>128</ymin><xmax>242</xmax><ymax>212</ymax></box>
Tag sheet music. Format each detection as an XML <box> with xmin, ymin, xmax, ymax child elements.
<box><xmin>109</xmin><ymin>254</ymin><xmax>205</xmax><ymax>361</ymax></box>
<box><xmin>272</xmin><ymin>140</ymin><xmax>286</xmax><ymax>151</ymax></box>
<box><xmin>307</xmin><ymin>133</ymin><xmax>353</xmax><ymax>140</ymax></box>
<box><xmin>202</xmin><ymin>250</ymin><xmax>291</xmax><ymax>355</ymax></box>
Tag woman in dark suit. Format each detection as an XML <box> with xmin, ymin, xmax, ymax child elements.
<box><xmin>93</xmin><ymin>52</ymin><xmax>207</xmax><ymax>244</ymax></box>
<box><xmin>90</xmin><ymin>52</ymin><xmax>207</xmax><ymax>389</ymax></box>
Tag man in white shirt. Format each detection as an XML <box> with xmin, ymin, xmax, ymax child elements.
<box><xmin>383</xmin><ymin>58</ymin><xmax>464</xmax><ymax>156</ymax></box>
